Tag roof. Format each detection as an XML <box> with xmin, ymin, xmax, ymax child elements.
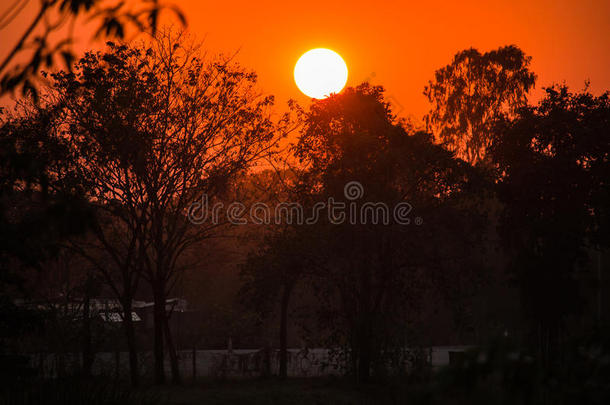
<box><xmin>99</xmin><ymin>311</ymin><xmax>141</xmax><ymax>322</ymax></box>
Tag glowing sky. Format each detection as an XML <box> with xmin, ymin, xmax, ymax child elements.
<box><xmin>2</xmin><ymin>0</ymin><xmax>609</xmax><ymax>121</ymax></box>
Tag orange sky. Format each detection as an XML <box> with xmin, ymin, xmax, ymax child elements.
<box><xmin>2</xmin><ymin>0</ymin><xmax>610</xmax><ymax>121</ymax></box>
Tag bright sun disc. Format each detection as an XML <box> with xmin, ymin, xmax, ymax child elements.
<box><xmin>294</xmin><ymin>48</ymin><xmax>348</xmax><ymax>99</ymax></box>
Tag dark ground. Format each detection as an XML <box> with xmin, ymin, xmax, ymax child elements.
<box><xmin>146</xmin><ymin>378</ymin><xmax>411</xmax><ymax>405</ymax></box>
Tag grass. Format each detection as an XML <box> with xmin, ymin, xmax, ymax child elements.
<box><xmin>0</xmin><ymin>377</ymin><xmax>165</xmax><ymax>405</ymax></box>
<box><xmin>0</xmin><ymin>376</ymin><xmax>421</xmax><ymax>405</ymax></box>
<box><xmin>144</xmin><ymin>378</ymin><xmax>413</xmax><ymax>405</ymax></box>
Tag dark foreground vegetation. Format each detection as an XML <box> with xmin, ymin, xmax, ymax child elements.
<box><xmin>2</xmin><ymin>335</ymin><xmax>609</xmax><ymax>405</ymax></box>
<box><xmin>1</xmin><ymin>3</ymin><xmax>609</xmax><ymax>404</ymax></box>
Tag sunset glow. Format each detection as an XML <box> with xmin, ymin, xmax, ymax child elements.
<box><xmin>0</xmin><ymin>0</ymin><xmax>609</xmax><ymax>396</ymax></box>
<box><xmin>294</xmin><ymin>48</ymin><xmax>348</xmax><ymax>99</ymax></box>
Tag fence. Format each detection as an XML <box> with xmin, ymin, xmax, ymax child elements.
<box><xmin>27</xmin><ymin>346</ymin><xmax>471</xmax><ymax>379</ymax></box>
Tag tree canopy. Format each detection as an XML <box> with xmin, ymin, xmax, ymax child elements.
<box><xmin>424</xmin><ymin>45</ymin><xmax>536</xmax><ymax>163</ymax></box>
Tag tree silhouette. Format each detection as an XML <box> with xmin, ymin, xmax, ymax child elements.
<box><xmin>0</xmin><ymin>102</ymin><xmax>93</xmax><ymax>282</ymax></box>
<box><xmin>0</xmin><ymin>0</ymin><xmax>185</xmax><ymax>100</ymax></box>
<box><xmin>49</xmin><ymin>30</ymin><xmax>281</xmax><ymax>384</ymax></box>
<box><xmin>424</xmin><ymin>45</ymin><xmax>536</xmax><ymax>163</ymax></box>
<box><xmin>491</xmin><ymin>84</ymin><xmax>610</xmax><ymax>367</ymax></box>
<box><xmin>291</xmin><ymin>84</ymin><xmax>485</xmax><ymax>382</ymax></box>
<box><xmin>241</xmin><ymin>227</ymin><xmax>312</xmax><ymax>379</ymax></box>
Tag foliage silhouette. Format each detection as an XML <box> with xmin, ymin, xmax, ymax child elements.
<box><xmin>424</xmin><ymin>45</ymin><xmax>536</xmax><ymax>163</ymax></box>
<box><xmin>490</xmin><ymin>84</ymin><xmax>610</xmax><ymax>366</ymax></box>
<box><xmin>0</xmin><ymin>0</ymin><xmax>186</xmax><ymax>101</ymax></box>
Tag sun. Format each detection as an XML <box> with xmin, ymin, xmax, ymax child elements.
<box><xmin>294</xmin><ymin>48</ymin><xmax>348</xmax><ymax>99</ymax></box>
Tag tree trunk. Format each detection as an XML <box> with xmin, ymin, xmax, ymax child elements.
<box><xmin>114</xmin><ymin>349</ymin><xmax>120</xmax><ymax>380</ymax></box>
<box><xmin>82</xmin><ymin>290</ymin><xmax>93</xmax><ymax>378</ymax></box>
<box><xmin>122</xmin><ymin>300</ymin><xmax>140</xmax><ymax>386</ymax></box>
<box><xmin>357</xmin><ymin>333</ymin><xmax>372</xmax><ymax>383</ymax></box>
<box><xmin>153</xmin><ymin>285</ymin><xmax>166</xmax><ymax>384</ymax></box>
<box><xmin>357</xmin><ymin>261</ymin><xmax>373</xmax><ymax>384</ymax></box>
<box><xmin>164</xmin><ymin>309</ymin><xmax>181</xmax><ymax>384</ymax></box>
<box><xmin>279</xmin><ymin>283</ymin><xmax>293</xmax><ymax>380</ymax></box>
<box><xmin>192</xmin><ymin>347</ymin><xmax>197</xmax><ymax>383</ymax></box>
<box><xmin>261</xmin><ymin>344</ymin><xmax>271</xmax><ymax>378</ymax></box>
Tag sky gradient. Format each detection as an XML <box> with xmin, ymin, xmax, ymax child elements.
<box><xmin>2</xmin><ymin>0</ymin><xmax>609</xmax><ymax>120</ymax></box>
